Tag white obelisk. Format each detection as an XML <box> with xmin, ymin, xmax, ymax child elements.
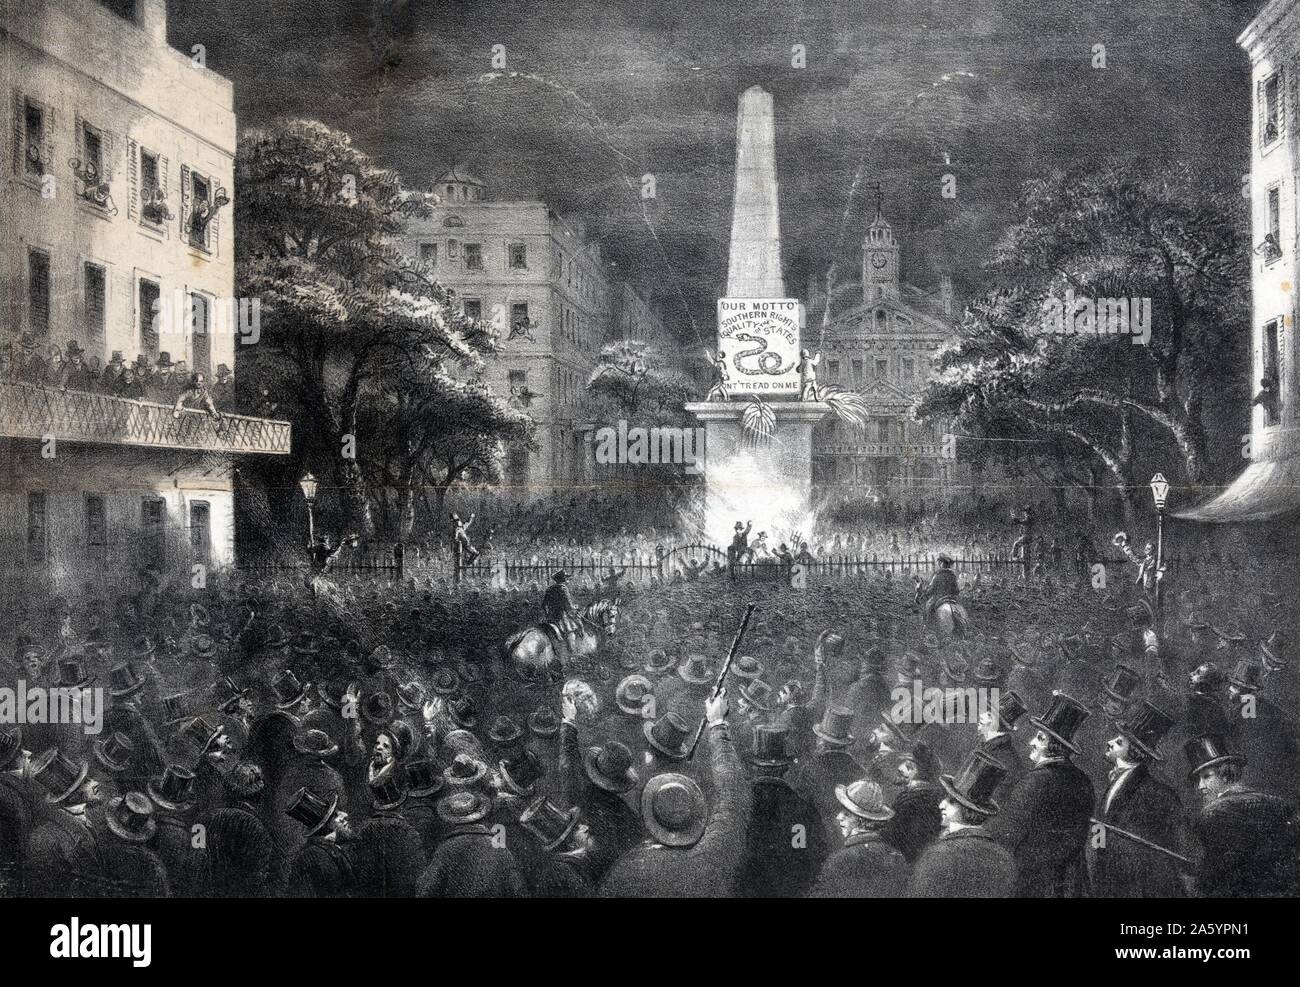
<box><xmin>725</xmin><ymin>85</ymin><xmax>785</xmax><ymax>298</ymax></box>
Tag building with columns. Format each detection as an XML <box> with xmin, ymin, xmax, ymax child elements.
<box><xmin>808</xmin><ymin>204</ymin><xmax>964</xmax><ymax>502</ymax></box>
<box><xmin>1</xmin><ymin>0</ymin><xmax>289</xmax><ymax>597</ymax></box>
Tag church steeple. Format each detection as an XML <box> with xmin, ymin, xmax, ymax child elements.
<box><xmin>862</xmin><ymin>183</ymin><xmax>900</xmax><ymax>302</ymax></box>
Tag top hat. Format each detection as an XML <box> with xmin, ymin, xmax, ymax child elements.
<box><xmin>93</xmin><ymin>731</ymin><xmax>135</xmax><ymax>773</ymax></box>
<box><xmin>1102</xmin><ymin>664</ymin><xmax>1142</xmax><ymax>703</ymax></box>
<box><xmin>615</xmin><ymin>674</ymin><xmax>653</xmax><ymax>715</ymax></box>
<box><xmin>54</xmin><ymin>657</ymin><xmax>95</xmax><ymax>690</ymax></box>
<box><xmin>107</xmin><ymin>661</ymin><xmax>147</xmax><ymax>698</ymax></box>
<box><xmin>285</xmin><ymin>787</ymin><xmax>340</xmax><ymax>837</ymax></box>
<box><xmin>748</xmin><ymin>723</ymin><xmax>794</xmax><ymax>769</ymax></box>
<box><xmin>996</xmin><ymin>690</ymin><xmax>1028</xmax><ymax>731</ymax></box>
<box><xmin>499</xmin><ymin>748</ymin><xmax>545</xmax><ymax>796</ymax></box>
<box><xmin>678</xmin><ymin>654</ymin><xmax>713</xmax><ymax>686</ymax></box>
<box><xmin>369</xmin><ymin>765</ymin><xmax>407</xmax><ymax>812</ymax></box>
<box><xmin>519</xmin><ymin>794</ymin><xmax>581</xmax><ymax>852</ymax></box>
<box><xmin>835</xmin><ymin>779</ymin><xmax>894</xmax><ymax>822</ymax></box>
<box><xmin>939</xmin><ymin>749</ymin><xmax>1008</xmax><ymax>818</ymax></box>
<box><xmin>645</xmin><ymin>649</ymin><xmax>676</xmax><ymax>674</ymax></box>
<box><xmin>643</xmin><ymin>711</ymin><xmax>692</xmax><ymax>760</ymax></box>
<box><xmin>641</xmin><ymin>773</ymin><xmax>707</xmax><ymax>847</ymax></box>
<box><xmin>937</xmin><ymin>552</ymin><xmax>955</xmax><ymax>565</ymax></box>
<box><xmin>448</xmin><ymin>695</ymin><xmax>479</xmax><ymax>729</ymax></box>
<box><xmin>1115</xmin><ymin>700</ymin><xmax>1175</xmax><ymax>761</ymax></box>
<box><xmin>582</xmin><ymin>740</ymin><xmax>638</xmax><ymax>793</ymax></box>
<box><xmin>271</xmin><ymin>669</ymin><xmax>309</xmax><ymax>710</ymax></box>
<box><xmin>404</xmin><ymin>757</ymin><xmax>446</xmax><ymax>799</ymax></box>
<box><xmin>30</xmin><ymin>747</ymin><xmax>90</xmax><ymax>804</ymax></box>
<box><xmin>1029</xmin><ymin>692</ymin><xmax>1090</xmax><ymax>755</ymax></box>
<box><xmin>436</xmin><ymin>789</ymin><xmax>491</xmax><ymax>825</ymax></box>
<box><xmin>105</xmin><ymin>793</ymin><xmax>158</xmax><ymax>843</ymax></box>
<box><xmin>155</xmin><ymin>352</ymin><xmax>174</xmax><ymax>368</ymax></box>
<box><xmin>529</xmin><ymin>705</ymin><xmax>560</xmax><ymax>737</ymax></box>
<box><xmin>812</xmin><ymin>706</ymin><xmax>855</xmax><ymax>747</ymax></box>
<box><xmin>552</xmin><ymin>571</ymin><xmax>568</xmax><ymax>583</ymax></box>
<box><xmin>1227</xmin><ymin>659</ymin><xmax>1265</xmax><ymax>693</ymax></box>
<box><xmin>148</xmin><ymin>764</ymin><xmax>197</xmax><ymax>812</ymax></box>
<box><xmin>1184</xmin><ymin>734</ymin><xmax>1246</xmax><ymax>780</ymax></box>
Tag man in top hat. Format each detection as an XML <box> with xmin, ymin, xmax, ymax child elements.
<box><xmin>24</xmin><ymin>748</ymin><xmax>108</xmax><ymax>897</ymax></box>
<box><xmin>881</xmin><ymin>742</ymin><xmax>944</xmax><ymax>865</ymax></box>
<box><xmin>600</xmin><ymin>691</ymin><xmax>750</xmax><ymax>898</ymax></box>
<box><xmin>728</xmin><ymin>520</ymin><xmax>753</xmax><ymax>566</ymax></box>
<box><xmin>521</xmin><ymin>795</ymin><xmax>597</xmax><ymax>897</ymax></box>
<box><xmin>58</xmin><ymin>340</ymin><xmax>92</xmax><ymax>392</ymax></box>
<box><xmin>542</xmin><ymin>569</ymin><xmax>582</xmax><ymax>655</ymax></box>
<box><xmin>1223</xmin><ymin>659</ymin><xmax>1298</xmax><ymax>798</ymax></box>
<box><xmin>734</xmin><ymin>723</ymin><xmax>827</xmax><ymax>898</ymax></box>
<box><xmin>1185</xmin><ymin>735</ymin><xmax>1297</xmax><ymax>897</ymax></box>
<box><xmin>557</xmin><ymin>693</ymin><xmax>643</xmax><ymax>883</ymax></box>
<box><xmin>983</xmin><ymin>693</ymin><xmax>1095</xmax><ymax>897</ymax></box>
<box><xmin>1090</xmin><ymin>701</ymin><xmax>1185</xmax><ymax>898</ymax></box>
<box><xmin>145</xmin><ymin>764</ymin><xmax>204</xmax><ymax>893</ymax></box>
<box><xmin>974</xmin><ymin>690</ymin><xmax>1027</xmax><ymax>803</ymax></box>
<box><xmin>284</xmin><ymin>786</ymin><xmax>357</xmax><ymax>897</ymax></box>
<box><xmin>908</xmin><ymin>750</ymin><xmax>1015</xmax><ymax>898</ymax></box>
<box><xmin>809</xmin><ymin>779</ymin><xmax>908</xmax><ymax>898</ymax></box>
<box><xmin>788</xmin><ymin>706</ymin><xmax>865</xmax><ymax>850</ymax></box>
<box><xmin>94</xmin><ymin>792</ymin><xmax>171</xmax><ymax>897</ymax></box>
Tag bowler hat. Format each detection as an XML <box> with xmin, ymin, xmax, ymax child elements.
<box><xmin>835</xmin><ymin>779</ymin><xmax>894</xmax><ymax>821</ymax></box>
<box><xmin>641</xmin><ymin>772</ymin><xmax>707</xmax><ymax>847</ymax></box>
<box><xmin>436</xmin><ymin>789</ymin><xmax>491</xmax><ymax>824</ymax></box>
<box><xmin>582</xmin><ymin>741</ymin><xmax>638</xmax><ymax>793</ymax></box>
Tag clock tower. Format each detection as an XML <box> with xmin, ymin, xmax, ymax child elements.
<box><xmin>862</xmin><ymin>204</ymin><xmax>900</xmax><ymax>302</ymax></box>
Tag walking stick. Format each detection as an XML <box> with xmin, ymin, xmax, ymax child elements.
<box><xmin>1090</xmin><ymin>818</ymin><xmax>1192</xmax><ymax>865</ymax></box>
<box><xmin>686</xmin><ymin>602</ymin><xmax>757</xmax><ymax>761</ymax></box>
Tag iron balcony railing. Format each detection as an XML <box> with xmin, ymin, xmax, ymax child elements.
<box><xmin>0</xmin><ymin>380</ymin><xmax>291</xmax><ymax>454</ymax></box>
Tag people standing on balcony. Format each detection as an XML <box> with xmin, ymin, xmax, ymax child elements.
<box><xmin>213</xmin><ymin>364</ymin><xmax>235</xmax><ymax>409</ymax></box>
<box><xmin>102</xmin><ymin>352</ymin><xmax>126</xmax><ymax>390</ymax></box>
<box><xmin>148</xmin><ymin>353</ymin><xmax>176</xmax><ymax>402</ymax></box>
<box><xmin>58</xmin><ymin>341</ymin><xmax>92</xmax><ymax>392</ymax></box>
<box><xmin>114</xmin><ymin>364</ymin><xmax>146</xmax><ymax>400</ymax></box>
<box><xmin>173</xmin><ymin>373</ymin><xmax>223</xmax><ymax>420</ymax></box>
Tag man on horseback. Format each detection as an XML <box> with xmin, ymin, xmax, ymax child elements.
<box><xmin>542</xmin><ymin>570</ymin><xmax>582</xmax><ymax>654</ymax></box>
<box><xmin>915</xmin><ymin>553</ymin><xmax>961</xmax><ymax>629</ymax></box>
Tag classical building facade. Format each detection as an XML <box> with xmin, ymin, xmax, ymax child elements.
<box><xmin>808</xmin><ymin>208</ymin><xmax>963</xmax><ymax>502</ymax></box>
<box><xmin>1</xmin><ymin>0</ymin><xmax>289</xmax><ymax>596</ymax></box>
<box><xmin>1181</xmin><ymin>0</ymin><xmax>1300</xmax><ymax>525</ymax></box>
<box><xmin>405</xmin><ymin>169</ymin><xmax>688</xmax><ymax>495</ymax></box>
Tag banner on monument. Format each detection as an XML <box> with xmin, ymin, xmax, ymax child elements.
<box><xmin>716</xmin><ymin>298</ymin><xmax>802</xmax><ymax>395</ymax></box>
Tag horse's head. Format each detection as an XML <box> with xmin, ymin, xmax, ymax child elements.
<box><xmin>585</xmin><ymin>598</ymin><xmax>619</xmax><ymax>636</ymax></box>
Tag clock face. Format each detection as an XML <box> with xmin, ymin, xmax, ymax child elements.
<box><xmin>870</xmin><ymin>253</ymin><xmax>888</xmax><ymax>270</ymax></box>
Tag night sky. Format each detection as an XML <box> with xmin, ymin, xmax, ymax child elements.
<box><xmin>168</xmin><ymin>0</ymin><xmax>1262</xmax><ymax>344</ymax></box>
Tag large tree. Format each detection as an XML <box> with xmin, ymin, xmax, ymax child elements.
<box><xmin>917</xmin><ymin>159</ymin><xmax>1249</xmax><ymax>520</ymax></box>
<box><xmin>235</xmin><ymin>119</ymin><xmax>496</xmax><ymax>537</ymax></box>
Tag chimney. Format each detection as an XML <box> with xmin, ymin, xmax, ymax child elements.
<box><xmin>939</xmin><ymin>275</ymin><xmax>954</xmax><ymax>318</ymax></box>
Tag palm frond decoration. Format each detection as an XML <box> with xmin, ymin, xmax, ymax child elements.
<box><xmin>741</xmin><ymin>396</ymin><xmax>776</xmax><ymax>446</ymax></box>
<box><xmin>820</xmin><ymin>384</ymin><xmax>872</xmax><ymax>433</ymax></box>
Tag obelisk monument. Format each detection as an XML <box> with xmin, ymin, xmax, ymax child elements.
<box><xmin>686</xmin><ymin>86</ymin><xmax>829</xmax><ymax>544</ymax></box>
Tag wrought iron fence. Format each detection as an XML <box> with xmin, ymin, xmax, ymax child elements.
<box><xmin>0</xmin><ymin>380</ymin><xmax>290</xmax><ymax>454</ymax></box>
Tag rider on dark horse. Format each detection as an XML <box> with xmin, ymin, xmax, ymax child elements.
<box><xmin>916</xmin><ymin>552</ymin><xmax>960</xmax><ymax>624</ymax></box>
<box><xmin>542</xmin><ymin>570</ymin><xmax>582</xmax><ymax>654</ymax></box>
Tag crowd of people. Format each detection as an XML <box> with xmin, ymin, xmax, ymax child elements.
<box><xmin>2</xmin><ymin>334</ymin><xmax>239</xmax><ymax>411</ymax></box>
<box><xmin>0</xmin><ymin>534</ymin><xmax>1295</xmax><ymax>898</ymax></box>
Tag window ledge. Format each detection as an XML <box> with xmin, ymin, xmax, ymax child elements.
<box><xmin>138</xmin><ymin>221</ymin><xmax>168</xmax><ymax>242</ymax></box>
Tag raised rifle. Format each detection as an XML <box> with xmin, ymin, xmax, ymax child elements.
<box><xmin>686</xmin><ymin>602</ymin><xmax>757</xmax><ymax>760</ymax></box>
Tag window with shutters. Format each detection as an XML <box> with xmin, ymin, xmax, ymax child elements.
<box><xmin>84</xmin><ymin>262</ymin><xmax>106</xmax><ymax>341</ymax></box>
<box><xmin>191</xmin><ymin>291</ymin><xmax>211</xmax><ymax>375</ymax></box>
<box><xmin>1261</xmin><ymin>70</ymin><xmax>1284</xmax><ymax>147</ymax></box>
<box><xmin>464</xmin><ymin>242</ymin><xmax>483</xmax><ymax>270</ymax></box>
<box><xmin>141</xmin><ymin>497</ymin><xmax>166</xmax><ymax>569</ymax></box>
<box><xmin>23</xmin><ymin>99</ymin><xmax>44</xmax><ymax>175</ymax></box>
<box><xmin>189</xmin><ymin>501</ymin><xmax>211</xmax><ymax>562</ymax></box>
<box><xmin>139</xmin><ymin>277</ymin><xmax>161</xmax><ymax>359</ymax></box>
<box><xmin>27</xmin><ymin>493</ymin><xmax>48</xmax><ymax>564</ymax></box>
<box><xmin>28</xmin><ymin>249</ymin><xmax>50</xmax><ymax>337</ymax></box>
<box><xmin>188</xmin><ymin>170</ymin><xmax>212</xmax><ymax>250</ymax></box>
<box><xmin>138</xmin><ymin>148</ymin><xmax>171</xmax><ymax>227</ymax></box>
<box><xmin>1267</xmin><ymin>185</ymin><xmax>1282</xmax><ymax>263</ymax></box>
<box><xmin>509</xmin><ymin>242</ymin><xmax>527</xmax><ymax>269</ymax></box>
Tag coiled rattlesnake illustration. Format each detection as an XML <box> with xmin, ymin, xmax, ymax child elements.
<box><xmin>733</xmin><ymin>332</ymin><xmax>793</xmax><ymax>375</ymax></box>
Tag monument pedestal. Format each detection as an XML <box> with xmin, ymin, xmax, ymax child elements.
<box><xmin>686</xmin><ymin>401</ymin><xmax>830</xmax><ymax>542</ymax></box>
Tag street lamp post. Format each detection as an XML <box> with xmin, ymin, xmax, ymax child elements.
<box><xmin>1149</xmin><ymin>472</ymin><xmax>1170</xmax><ymax>623</ymax></box>
<box><xmin>299</xmin><ymin>472</ymin><xmax>319</xmax><ymax>547</ymax></box>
